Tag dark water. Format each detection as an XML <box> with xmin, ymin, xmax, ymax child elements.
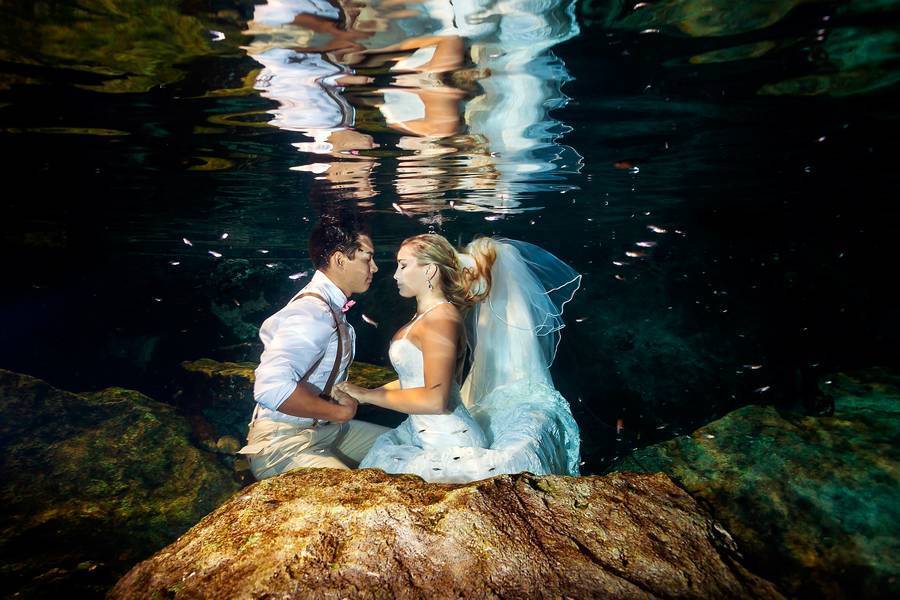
<box><xmin>2</xmin><ymin>0</ymin><xmax>899</xmax><ymax>473</ymax></box>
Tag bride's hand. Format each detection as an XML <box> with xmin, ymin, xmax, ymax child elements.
<box><xmin>334</xmin><ymin>381</ymin><xmax>369</xmax><ymax>404</ymax></box>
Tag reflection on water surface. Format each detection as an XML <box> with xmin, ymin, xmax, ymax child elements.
<box><xmin>244</xmin><ymin>0</ymin><xmax>582</xmax><ymax>212</ymax></box>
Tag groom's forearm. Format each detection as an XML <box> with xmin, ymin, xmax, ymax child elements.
<box><xmin>278</xmin><ymin>382</ymin><xmax>354</xmax><ymax>422</ymax></box>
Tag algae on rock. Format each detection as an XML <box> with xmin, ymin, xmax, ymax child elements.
<box><xmin>612</xmin><ymin>370</ymin><xmax>900</xmax><ymax>598</ymax></box>
<box><xmin>0</xmin><ymin>369</ymin><xmax>240</xmax><ymax>597</ymax></box>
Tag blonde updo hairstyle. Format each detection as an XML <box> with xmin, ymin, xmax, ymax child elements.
<box><xmin>402</xmin><ymin>234</ymin><xmax>496</xmax><ymax>310</ymax></box>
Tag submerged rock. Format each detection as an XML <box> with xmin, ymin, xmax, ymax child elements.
<box><xmin>178</xmin><ymin>358</ymin><xmax>258</xmax><ymax>446</ymax></box>
<box><xmin>0</xmin><ymin>369</ymin><xmax>240</xmax><ymax>597</ymax></box>
<box><xmin>111</xmin><ymin>469</ymin><xmax>781</xmax><ymax>599</ymax></box>
<box><xmin>613</xmin><ymin>370</ymin><xmax>900</xmax><ymax>598</ymax></box>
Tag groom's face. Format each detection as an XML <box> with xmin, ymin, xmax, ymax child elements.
<box><xmin>342</xmin><ymin>234</ymin><xmax>377</xmax><ymax>295</ymax></box>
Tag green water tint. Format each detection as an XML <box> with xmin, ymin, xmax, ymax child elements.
<box><xmin>0</xmin><ymin>0</ymin><xmax>246</xmax><ymax>93</ymax></box>
<box><xmin>582</xmin><ymin>0</ymin><xmax>900</xmax><ymax>96</ymax></box>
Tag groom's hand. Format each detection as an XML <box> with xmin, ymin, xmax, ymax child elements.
<box><xmin>330</xmin><ymin>388</ymin><xmax>358</xmax><ymax>422</ymax></box>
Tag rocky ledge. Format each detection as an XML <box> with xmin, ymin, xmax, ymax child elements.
<box><xmin>110</xmin><ymin>468</ymin><xmax>781</xmax><ymax>599</ymax></box>
<box><xmin>0</xmin><ymin>368</ymin><xmax>240</xmax><ymax>597</ymax></box>
<box><xmin>0</xmin><ymin>360</ymin><xmax>397</xmax><ymax>598</ymax></box>
<box><xmin>612</xmin><ymin>370</ymin><xmax>900</xmax><ymax>597</ymax></box>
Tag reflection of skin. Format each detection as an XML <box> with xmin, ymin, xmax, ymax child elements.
<box><xmin>328</xmin><ymin>128</ymin><xmax>376</xmax><ymax>152</ymax></box>
<box><xmin>345</xmin><ymin>34</ymin><xmax>465</xmax><ymax>73</ymax></box>
<box><xmin>323</xmin><ymin>160</ymin><xmax>377</xmax><ymax>198</ymax></box>
<box><xmin>290</xmin><ymin>13</ymin><xmax>372</xmax><ymax>59</ymax></box>
<box><xmin>322</xmin><ymin>129</ymin><xmax>378</xmax><ymax>199</ymax></box>
<box><xmin>343</xmin><ymin>31</ymin><xmax>468</xmax><ymax>138</ymax></box>
<box><xmin>384</xmin><ymin>85</ymin><xmax>465</xmax><ymax>138</ymax></box>
<box><xmin>244</xmin><ymin>1</ymin><xmax>383</xmax><ymax>200</ymax></box>
<box><xmin>357</xmin><ymin>35</ymin><xmax>468</xmax><ymax>140</ymax></box>
<box><xmin>334</xmin><ymin>74</ymin><xmax>372</xmax><ymax>86</ymax></box>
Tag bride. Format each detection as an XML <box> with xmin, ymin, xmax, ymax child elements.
<box><xmin>335</xmin><ymin>233</ymin><xmax>581</xmax><ymax>483</ymax></box>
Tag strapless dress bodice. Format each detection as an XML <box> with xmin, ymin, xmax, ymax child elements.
<box><xmin>388</xmin><ymin>339</ymin><xmax>486</xmax><ymax>449</ymax></box>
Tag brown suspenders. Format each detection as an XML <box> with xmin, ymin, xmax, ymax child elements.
<box><xmin>294</xmin><ymin>292</ymin><xmax>346</xmax><ymax>426</ymax></box>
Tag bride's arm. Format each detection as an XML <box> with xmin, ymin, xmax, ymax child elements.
<box><xmin>378</xmin><ymin>379</ymin><xmax>402</xmax><ymax>391</ymax></box>
<box><xmin>338</xmin><ymin>314</ymin><xmax>460</xmax><ymax>415</ymax></box>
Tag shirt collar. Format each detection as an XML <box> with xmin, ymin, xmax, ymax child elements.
<box><xmin>309</xmin><ymin>270</ymin><xmax>349</xmax><ymax>312</ymax></box>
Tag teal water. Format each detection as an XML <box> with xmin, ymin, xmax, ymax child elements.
<box><xmin>1</xmin><ymin>0</ymin><xmax>899</xmax><ymax>473</ymax></box>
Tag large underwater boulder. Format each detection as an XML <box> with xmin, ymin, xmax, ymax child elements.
<box><xmin>0</xmin><ymin>369</ymin><xmax>241</xmax><ymax>598</ymax></box>
<box><xmin>110</xmin><ymin>468</ymin><xmax>781</xmax><ymax>599</ymax></box>
<box><xmin>612</xmin><ymin>369</ymin><xmax>900</xmax><ymax>598</ymax></box>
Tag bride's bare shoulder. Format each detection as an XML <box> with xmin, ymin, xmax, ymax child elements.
<box><xmin>432</xmin><ymin>302</ymin><xmax>463</xmax><ymax>323</ymax></box>
<box><xmin>412</xmin><ymin>303</ymin><xmax>463</xmax><ymax>344</ymax></box>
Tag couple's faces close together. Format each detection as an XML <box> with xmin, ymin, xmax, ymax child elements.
<box><xmin>338</xmin><ymin>236</ymin><xmax>433</xmax><ymax>299</ymax></box>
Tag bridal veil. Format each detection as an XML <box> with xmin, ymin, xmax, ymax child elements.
<box><xmin>459</xmin><ymin>238</ymin><xmax>582</xmax><ymax>475</ymax></box>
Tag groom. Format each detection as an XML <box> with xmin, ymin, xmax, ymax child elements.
<box><xmin>239</xmin><ymin>214</ymin><xmax>388</xmax><ymax>480</ymax></box>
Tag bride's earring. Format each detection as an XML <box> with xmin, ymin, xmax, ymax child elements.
<box><xmin>426</xmin><ymin>266</ymin><xmax>434</xmax><ymax>290</ymax></box>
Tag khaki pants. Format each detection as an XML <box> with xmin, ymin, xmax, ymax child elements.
<box><xmin>243</xmin><ymin>417</ymin><xmax>389</xmax><ymax>481</ymax></box>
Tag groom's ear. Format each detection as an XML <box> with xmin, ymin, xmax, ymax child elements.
<box><xmin>329</xmin><ymin>250</ymin><xmax>346</xmax><ymax>271</ymax></box>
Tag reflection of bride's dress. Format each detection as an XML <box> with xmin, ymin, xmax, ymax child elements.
<box><xmin>360</xmin><ymin>238</ymin><xmax>581</xmax><ymax>483</ymax></box>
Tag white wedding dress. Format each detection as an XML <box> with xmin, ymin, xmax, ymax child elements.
<box><xmin>360</xmin><ymin>238</ymin><xmax>581</xmax><ymax>483</ymax></box>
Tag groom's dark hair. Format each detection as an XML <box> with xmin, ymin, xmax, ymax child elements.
<box><xmin>309</xmin><ymin>211</ymin><xmax>369</xmax><ymax>270</ymax></box>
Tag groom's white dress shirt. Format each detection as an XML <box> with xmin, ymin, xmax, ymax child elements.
<box><xmin>252</xmin><ymin>270</ymin><xmax>355</xmax><ymax>426</ymax></box>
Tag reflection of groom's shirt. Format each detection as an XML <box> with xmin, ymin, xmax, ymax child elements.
<box><xmin>252</xmin><ymin>49</ymin><xmax>353</xmax><ymax>141</ymax></box>
<box><xmin>253</xmin><ymin>270</ymin><xmax>355</xmax><ymax>425</ymax></box>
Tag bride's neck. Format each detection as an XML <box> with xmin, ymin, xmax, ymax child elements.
<box><xmin>415</xmin><ymin>292</ymin><xmax>448</xmax><ymax>316</ymax></box>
